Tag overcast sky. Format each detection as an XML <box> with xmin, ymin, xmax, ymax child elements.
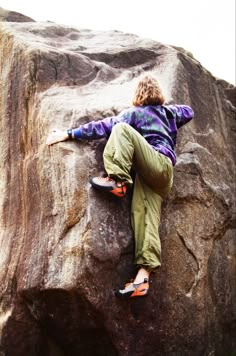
<box><xmin>1</xmin><ymin>0</ymin><xmax>235</xmax><ymax>85</ymax></box>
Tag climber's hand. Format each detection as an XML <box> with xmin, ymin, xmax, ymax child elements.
<box><xmin>46</xmin><ymin>129</ymin><xmax>68</xmax><ymax>146</ymax></box>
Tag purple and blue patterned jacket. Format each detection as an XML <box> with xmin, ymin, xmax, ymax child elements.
<box><xmin>73</xmin><ymin>104</ymin><xmax>194</xmax><ymax>166</ymax></box>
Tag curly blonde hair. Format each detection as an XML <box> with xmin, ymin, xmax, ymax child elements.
<box><xmin>132</xmin><ymin>73</ymin><xmax>165</xmax><ymax>106</ymax></box>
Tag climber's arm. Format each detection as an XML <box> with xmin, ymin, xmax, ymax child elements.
<box><xmin>168</xmin><ymin>105</ymin><xmax>194</xmax><ymax>128</ymax></box>
<box><xmin>72</xmin><ymin>115</ymin><xmax>118</xmax><ymax>140</ymax></box>
<box><xmin>46</xmin><ymin>109</ymin><xmax>134</xmax><ymax>145</ymax></box>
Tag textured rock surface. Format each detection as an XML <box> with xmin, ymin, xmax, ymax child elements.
<box><xmin>0</xmin><ymin>7</ymin><xmax>35</xmax><ymax>22</ymax></box>
<box><xmin>0</xmin><ymin>17</ymin><xmax>235</xmax><ymax>356</ymax></box>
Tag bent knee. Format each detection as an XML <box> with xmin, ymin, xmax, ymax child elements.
<box><xmin>112</xmin><ymin>122</ymin><xmax>130</xmax><ymax>133</ymax></box>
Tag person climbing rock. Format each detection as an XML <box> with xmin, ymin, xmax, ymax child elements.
<box><xmin>46</xmin><ymin>73</ymin><xmax>194</xmax><ymax>298</ymax></box>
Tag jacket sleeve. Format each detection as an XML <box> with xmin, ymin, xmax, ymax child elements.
<box><xmin>73</xmin><ymin>109</ymin><xmax>134</xmax><ymax>140</ymax></box>
<box><xmin>73</xmin><ymin>116</ymin><xmax>117</xmax><ymax>140</ymax></box>
<box><xmin>169</xmin><ymin>105</ymin><xmax>194</xmax><ymax>128</ymax></box>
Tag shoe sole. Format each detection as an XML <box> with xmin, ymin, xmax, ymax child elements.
<box><xmin>115</xmin><ymin>288</ymin><xmax>149</xmax><ymax>299</ymax></box>
<box><xmin>89</xmin><ymin>177</ymin><xmax>113</xmax><ymax>192</ymax></box>
<box><xmin>90</xmin><ymin>178</ymin><xmax>127</xmax><ymax>198</ymax></box>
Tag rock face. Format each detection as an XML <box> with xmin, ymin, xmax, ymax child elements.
<box><xmin>0</xmin><ymin>18</ymin><xmax>235</xmax><ymax>356</ymax></box>
<box><xmin>0</xmin><ymin>7</ymin><xmax>35</xmax><ymax>22</ymax></box>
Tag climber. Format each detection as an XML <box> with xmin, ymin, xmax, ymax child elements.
<box><xmin>46</xmin><ymin>73</ymin><xmax>194</xmax><ymax>299</ymax></box>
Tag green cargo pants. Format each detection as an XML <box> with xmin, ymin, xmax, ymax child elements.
<box><xmin>103</xmin><ymin>122</ymin><xmax>173</xmax><ymax>271</ymax></box>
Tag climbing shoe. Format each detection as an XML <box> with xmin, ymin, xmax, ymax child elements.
<box><xmin>115</xmin><ymin>278</ymin><xmax>149</xmax><ymax>299</ymax></box>
<box><xmin>90</xmin><ymin>176</ymin><xmax>127</xmax><ymax>198</ymax></box>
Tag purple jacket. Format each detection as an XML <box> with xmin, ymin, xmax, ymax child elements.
<box><xmin>73</xmin><ymin>104</ymin><xmax>194</xmax><ymax>166</ymax></box>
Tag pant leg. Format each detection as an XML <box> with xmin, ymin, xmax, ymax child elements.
<box><xmin>103</xmin><ymin>123</ymin><xmax>134</xmax><ymax>186</ymax></box>
<box><xmin>103</xmin><ymin>122</ymin><xmax>173</xmax><ymax>196</ymax></box>
<box><xmin>131</xmin><ymin>175</ymin><xmax>163</xmax><ymax>272</ymax></box>
<box><xmin>103</xmin><ymin>122</ymin><xmax>173</xmax><ymax>272</ymax></box>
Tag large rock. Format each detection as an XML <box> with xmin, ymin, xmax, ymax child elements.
<box><xmin>0</xmin><ymin>19</ymin><xmax>235</xmax><ymax>356</ymax></box>
<box><xmin>0</xmin><ymin>7</ymin><xmax>35</xmax><ymax>22</ymax></box>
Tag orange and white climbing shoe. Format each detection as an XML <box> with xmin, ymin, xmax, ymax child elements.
<box><xmin>115</xmin><ymin>278</ymin><xmax>149</xmax><ymax>299</ymax></box>
<box><xmin>90</xmin><ymin>176</ymin><xmax>127</xmax><ymax>198</ymax></box>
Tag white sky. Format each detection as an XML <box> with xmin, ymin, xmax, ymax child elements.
<box><xmin>1</xmin><ymin>0</ymin><xmax>235</xmax><ymax>85</ymax></box>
